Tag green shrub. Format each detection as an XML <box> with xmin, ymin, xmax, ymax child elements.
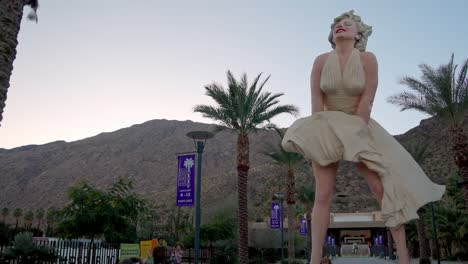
<box><xmin>3</xmin><ymin>232</ymin><xmax>59</xmax><ymax>263</ymax></box>
<box><xmin>0</xmin><ymin>222</ymin><xmax>12</xmax><ymax>246</ymax></box>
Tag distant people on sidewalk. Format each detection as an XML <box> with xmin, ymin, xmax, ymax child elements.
<box><xmin>170</xmin><ymin>243</ymin><xmax>184</xmax><ymax>264</ymax></box>
<box><xmin>352</xmin><ymin>242</ymin><xmax>359</xmax><ymax>255</ymax></box>
<box><xmin>153</xmin><ymin>238</ymin><xmax>167</xmax><ymax>264</ymax></box>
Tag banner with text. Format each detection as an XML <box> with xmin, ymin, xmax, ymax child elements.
<box><xmin>299</xmin><ymin>218</ymin><xmax>307</xmax><ymax>235</ymax></box>
<box><xmin>140</xmin><ymin>240</ymin><xmax>153</xmax><ymax>261</ymax></box>
<box><xmin>120</xmin><ymin>244</ymin><xmax>140</xmax><ymax>260</ymax></box>
<box><xmin>176</xmin><ymin>154</ymin><xmax>196</xmax><ymax>207</ymax></box>
<box><xmin>270</xmin><ymin>202</ymin><xmax>280</xmax><ymax>229</ymax></box>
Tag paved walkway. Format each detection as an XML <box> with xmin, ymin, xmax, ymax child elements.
<box><xmin>326</xmin><ymin>257</ymin><xmax>466</xmax><ymax>264</ymax></box>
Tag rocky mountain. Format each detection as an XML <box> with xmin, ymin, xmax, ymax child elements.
<box><xmin>0</xmin><ymin>116</ymin><xmax>463</xmax><ymax>219</ymax></box>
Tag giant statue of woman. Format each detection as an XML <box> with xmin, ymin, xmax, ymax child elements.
<box><xmin>281</xmin><ymin>10</ymin><xmax>446</xmax><ymax>264</ymax></box>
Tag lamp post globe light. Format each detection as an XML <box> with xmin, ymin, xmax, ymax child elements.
<box><xmin>186</xmin><ymin>130</ymin><xmax>214</xmax><ymax>264</ymax></box>
<box><xmin>273</xmin><ymin>193</ymin><xmax>285</xmax><ymax>264</ymax></box>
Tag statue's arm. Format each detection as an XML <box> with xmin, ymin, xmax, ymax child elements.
<box><xmin>311</xmin><ymin>54</ymin><xmax>327</xmax><ymax>114</ymax></box>
<box><xmin>355</xmin><ymin>52</ymin><xmax>378</xmax><ymax>123</ymax></box>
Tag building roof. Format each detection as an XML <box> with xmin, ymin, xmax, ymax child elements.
<box><xmin>329</xmin><ymin>211</ymin><xmax>385</xmax><ymax>228</ymax></box>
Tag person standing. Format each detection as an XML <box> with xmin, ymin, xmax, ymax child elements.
<box><xmin>170</xmin><ymin>243</ymin><xmax>184</xmax><ymax>264</ymax></box>
<box><xmin>153</xmin><ymin>238</ymin><xmax>167</xmax><ymax>264</ymax></box>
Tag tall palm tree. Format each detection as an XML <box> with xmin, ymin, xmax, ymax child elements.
<box><xmin>194</xmin><ymin>71</ymin><xmax>298</xmax><ymax>263</ymax></box>
<box><xmin>13</xmin><ymin>208</ymin><xmax>22</xmax><ymax>230</ymax></box>
<box><xmin>404</xmin><ymin>142</ymin><xmax>431</xmax><ymax>263</ymax></box>
<box><xmin>46</xmin><ymin>207</ymin><xmax>58</xmax><ymax>236</ymax></box>
<box><xmin>1</xmin><ymin>207</ymin><xmax>9</xmax><ymax>223</ymax></box>
<box><xmin>23</xmin><ymin>210</ymin><xmax>34</xmax><ymax>229</ymax></box>
<box><xmin>35</xmin><ymin>208</ymin><xmax>45</xmax><ymax>230</ymax></box>
<box><xmin>262</xmin><ymin>126</ymin><xmax>305</xmax><ymax>261</ymax></box>
<box><xmin>0</xmin><ymin>0</ymin><xmax>39</xmax><ymax>125</ymax></box>
<box><xmin>387</xmin><ymin>54</ymin><xmax>468</xmax><ymax>208</ymax></box>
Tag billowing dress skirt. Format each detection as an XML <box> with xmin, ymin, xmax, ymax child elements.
<box><xmin>281</xmin><ymin>111</ymin><xmax>446</xmax><ymax>228</ymax></box>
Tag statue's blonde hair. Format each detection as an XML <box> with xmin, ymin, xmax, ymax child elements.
<box><xmin>328</xmin><ymin>10</ymin><xmax>372</xmax><ymax>51</ymax></box>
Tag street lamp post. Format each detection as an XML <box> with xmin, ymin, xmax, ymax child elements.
<box><xmin>274</xmin><ymin>193</ymin><xmax>285</xmax><ymax>264</ymax></box>
<box><xmin>186</xmin><ymin>131</ymin><xmax>214</xmax><ymax>264</ymax></box>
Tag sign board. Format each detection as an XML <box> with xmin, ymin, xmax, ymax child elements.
<box><xmin>119</xmin><ymin>244</ymin><xmax>140</xmax><ymax>260</ymax></box>
<box><xmin>299</xmin><ymin>218</ymin><xmax>307</xmax><ymax>235</ymax></box>
<box><xmin>140</xmin><ymin>240</ymin><xmax>153</xmax><ymax>261</ymax></box>
<box><xmin>176</xmin><ymin>154</ymin><xmax>196</xmax><ymax>207</ymax></box>
<box><xmin>270</xmin><ymin>202</ymin><xmax>281</xmax><ymax>229</ymax></box>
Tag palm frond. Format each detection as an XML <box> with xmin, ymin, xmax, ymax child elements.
<box><xmin>250</xmin><ymin>105</ymin><xmax>299</xmax><ymax>129</ymax></box>
<box><xmin>403</xmin><ymin>141</ymin><xmax>430</xmax><ymax>164</ymax></box>
<box><xmin>389</xmin><ymin>54</ymin><xmax>468</xmax><ymax>125</ymax></box>
<box><xmin>193</xmin><ymin>105</ymin><xmax>239</xmax><ymax>129</ymax></box>
<box><xmin>26</xmin><ymin>0</ymin><xmax>39</xmax><ymax>22</ymax></box>
<box><xmin>246</xmin><ymin>92</ymin><xmax>281</xmax><ymax>128</ymax></box>
<box><xmin>194</xmin><ymin>70</ymin><xmax>298</xmax><ymax>134</ymax></box>
<box><xmin>260</xmin><ymin>144</ymin><xmax>290</xmax><ymax>165</ymax></box>
<box><xmin>296</xmin><ymin>184</ymin><xmax>315</xmax><ymax>210</ymax></box>
<box><xmin>267</xmin><ymin>125</ymin><xmax>284</xmax><ymax>138</ymax></box>
<box><xmin>204</xmin><ymin>84</ymin><xmax>231</xmax><ymax>108</ymax></box>
<box><xmin>387</xmin><ymin>92</ymin><xmax>432</xmax><ymax>114</ymax></box>
<box><xmin>400</xmin><ymin>74</ymin><xmax>437</xmax><ymax>100</ymax></box>
<box><xmin>454</xmin><ymin>58</ymin><xmax>468</xmax><ymax>120</ymax></box>
<box><xmin>260</xmin><ymin>127</ymin><xmax>304</xmax><ymax>168</ymax></box>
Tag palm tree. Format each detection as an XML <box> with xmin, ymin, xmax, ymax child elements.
<box><xmin>194</xmin><ymin>71</ymin><xmax>299</xmax><ymax>263</ymax></box>
<box><xmin>13</xmin><ymin>208</ymin><xmax>22</xmax><ymax>230</ymax></box>
<box><xmin>432</xmin><ymin>203</ymin><xmax>468</xmax><ymax>258</ymax></box>
<box><xmin>1</xmin><ymin>207</ymin><xmax>9</xmax><ymax>223</ymax></box>
<box><xmin>296</xmin><ymin>184</ymin><xmax>315</xmax><ymax>262</ymax></box>
<box><xmin>404</xmin><ymin>142</ymin><xmax>431</xmax><ymax>263</ymax></box>
<box><xmin>428</xmin><ymin>172</ymin><xmax>468</xmax><ymax>259</ymax></box>
<box><xmin>262</xmin><ymin>126</ymin><xmax>305</xmax><ymax>261</ymax></box>
<box><xmin>387</xmin><ymin>54</ymin><xmax>468</xmax><ymax>209</ymax></box>
<box><xmin>46</xmin><ymin>207</ymin><xmax>59</xmax><ymax>236</ymax></box>
<box><xmin>23</xmin><ymin>210</ymin><xmax>34</xmax><ymax>229</ymax></box>
<box><xmin>35</xmin><ymin>208</ymin><xmax>45</xmax><ymax>230</ymax></box>
<box><xmin>0</xmin><ymin>0</ymin><xmax>39</xmax><ymax>125</ymax></box>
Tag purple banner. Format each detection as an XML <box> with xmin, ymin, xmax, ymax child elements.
<box><xmin>176</xmin><ymin>154</ymin><xmax>196</xmax><ymax>207</ymax></box>
<box><xmin>299</xmin><ymin>218</ymin><xmax>307</xmax><ymax>235</ymax></box>
<box><xmin>270</xmin><ymin>202</ymin><xmax>281</xmax><ymax>229</ymax></box>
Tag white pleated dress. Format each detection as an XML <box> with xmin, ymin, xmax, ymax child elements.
<box><xmin>281</xmin><ymin>49</ymin><xmax>446</xmax><ymax>228</ymax></box>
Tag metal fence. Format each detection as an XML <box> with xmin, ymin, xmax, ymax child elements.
<box><xmin>0</xmin><ymin>241</ymin><xmax>212</xmax><ymax>264</ymax></box>
<box><xmin>0</xmin><ymin>240</ymin><xmax>120</xmax><ymax>264</ymax></box>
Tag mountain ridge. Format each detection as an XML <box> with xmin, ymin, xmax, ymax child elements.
<box><xmin>0</xmin><ymin>116</ymin><xmax>462</xmax><ymax>218</ymax></box>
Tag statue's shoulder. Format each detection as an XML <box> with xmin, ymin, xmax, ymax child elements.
<box><xmin>359</xmin><ymin>51</ymin><xmax>377</xmax><ymax>63</ymax></box>
<box><xmin>313</xmin><ymin>52</ymin><xmax>332</xmax><ymax>68</ymax></box>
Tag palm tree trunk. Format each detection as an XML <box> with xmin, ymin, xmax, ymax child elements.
<box><xmin>448</xmin><ymin>126</ymin><xmax>468</xmax><ymax>209</ymax></box>
<box><xmin>0</xmin><ymin>0</ymin><xmax>25</xmax><ymax>125</ymax></box>
<box><xmin>416</xmin><ymin>208</ymin><xmax>430</xmax><ymax>263</ymax></box>
<box><xmin>237</xmin><ymin>131</ymin><xmax>250</xmax><ymax>264</ymax></box>
<box><xmin>306</xmin><ymin>211</ymin><xmax>312</xmax><ymax>261</ymax></box>
<box><xmin>286</xmin><ymin>169</ymin><xmax>296</xmax><ymax>261</ymax></box>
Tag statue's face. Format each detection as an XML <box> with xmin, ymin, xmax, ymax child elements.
<box><xmin>332</xmin><ymin>18</ymin><xmax>359</xmax><ymax>43</ymax></box>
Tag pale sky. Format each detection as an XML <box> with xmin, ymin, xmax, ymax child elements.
<box><xmin>0</xmin><ymin>0</ymin><xmax>466</xmax><ymax>149</ymax></box>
